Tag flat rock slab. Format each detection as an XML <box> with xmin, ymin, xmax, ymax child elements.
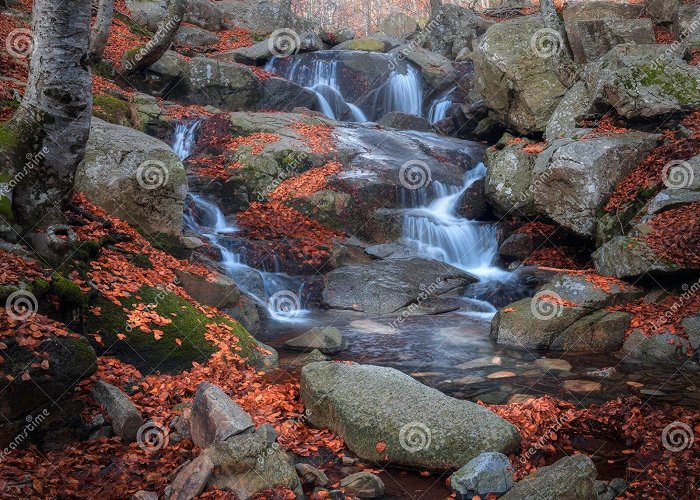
<box><xmin>300</xmin><ymin>362</ymin><xmax>520</xmax><ymax>470</ymax></box>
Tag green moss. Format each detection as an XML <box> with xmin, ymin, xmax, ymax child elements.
<box><xmin>86</xmin><ymin>285</ymin><xmax>257</xmax><ymax>373</ymax></box>
<box><xmin>51</xmin><ymin>274</ymin><xmax>86</xmax><ymax>308</ymax></box>
<box><xmin>251</xmin><ymin>33</ymin><xmax>269</xmax><ymax>43</ymax></box>
<box><xmin>93</xmin><ymin>95</ymin><xmax>132</xmax><ymax>126</ymax></box>
<box><xmin>30</xmin><ymin>278</ymin><xmax>50</xmax><ymax>298</ymax></box>
<box><xmin>626</xmin><ymin>64</ymin><xmax>700</xmax><ymax>106</ymax></box>
<box><xmin>278</xmin><ymin>150</ymin><xmax>312</xmax><ymax>172</ymax></box>
<box><xmin>344</xmin><ymin>39</ymin><xmax>387</xmax><ymax>52</ymax></box>
<box><xmin>0</xmin><ymin>127</ymin><xmax>18</xmax><ymax>150</ymax></box>
<box><xmin>114</xmin><ymin>12</ymin><xmax>153</xmax><ymax>38</ymax></box>
<box><xmin>0</xmin><ymin>195</ymin><xmax>13</xmax><ymax>222</ymax></box>
<box><xmin>75</xmin><ymin>239</ymin><xmax>102</xmax><ymax>259</ymax></box>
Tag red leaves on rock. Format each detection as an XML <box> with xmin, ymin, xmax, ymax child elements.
<box><xmin>643</xmin><ymin>201</ymin><xmax>700</xmax><ymax>268</ymax></box>
<box><xmin>227</xmin><ymin>132</ymin><xmax>281</xmax><ymax>155</ymax></box>
<box><xmin>269</xmin><ymin>161</ymin><xmax>343</xmax><ymax>201</ymax></box>
<box><xmin>215</xmin><ymin>28</ymin><xmax>254</xmax><ymax>52</ymax></box>
<box><xmin>0</xmin><ymin>250</ymin><xmax>44</xmax><ymax>284</ymax></box>
<box><xmin>292</xmin><ymin>122</ymin><xmax>336</xmax><ymax>154</ymax></box>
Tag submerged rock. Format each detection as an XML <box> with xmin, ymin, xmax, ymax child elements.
<box><xmin>284</xmin><ymin>327</ymin><xmax>344</xmax><ymax>354</ymax></box>
<box><xmin>300</xmin><ymin>362</ymin><xmax>520</xmax><ymax>470</ymax></box>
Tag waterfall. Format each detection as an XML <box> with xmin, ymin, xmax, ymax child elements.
<box><xmin>172</xmin><ymin>120</ymin><xmax>201</xmax><ymax>160</ymax></box>
<box><xmin>402</xmin><ymin>164</ymin><xmax>505</xmax><ymax>279</ymax></box>
<box><xmin>265</xmin><ymin>51</ymin><xmax>423</xmax><ymax>122</ymax></box>
<box><xmin>427</xmin><ymin>87</ymin><xmax>455</xmax><ymax>125</ymax></box>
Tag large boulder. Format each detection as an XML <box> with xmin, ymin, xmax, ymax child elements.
<box><xmin>256</xmin><ymin>77</ymin><xmax>319</xmax><ymax>112</ymax></box>
<box><xmin>332</xmin><ymin>35</ymin><xmax>401</xmax><ymax>53</ymax></box>
<box><xmin>647</xmin><ymin>0</ymin><xmax>680</xmax><ymax>24</ymax></box>
<box><xmin>300</xmin><ymin>362</ymin><xmax>520</xmax><ymax>470</ymax></box>
<box><xmin>484</xmin><ymin>137</ymin><xmax>538</xmax><ymax>217</ymax></box>
<box><xmin>562</xmin><ymin>1</ymin><xmax>652</xmax><ymax>63</ymax></box>
<box><xmin>673</xmin><ymin>5</ymin><xmax>700</xmax><ymax>49</ymax></box>
<box><xmin>621</xmin><ymin>330</ymin><xmax>695</xmax><ymax>366</ymax></box>
<box><xmin>389</xmin><ymin>45</ymin><xmax>455</xmax><ymax>88</ymax></box>
<box><xmin>472</xmin><ymin>15</ymin><xmax>568</xmax><ymax>134</ymax></box>
<box><xmin>502</xmin><ymin>455</ymin><xmax>597</xmax><ymax>500</ymax></box>
<box><xmin>532</xmin><ymin>132</ymin><xmax>658</xmax><ymax>239</ymax></box>
<box><xmin>593</xmin><ymin>236</ymin><xmax>685</xmax><ymax>279</ymax></box>
<box><xmin>126</xmin><ymin>0</ymin><xmax>222</xmax><ymax>32</ymax></box>
<box><xmin>378</xmin><ymin>12</ymin><xmax>418</xmax><ymax>39</ymax></box>
<box><xmin>182</xmin><ymin>57</ymin><xmax>263</xmax><ymax>111</ymax></box>
<box><xmin>190</xmin><ymin>382</ymin><xmax>254</xmax><ymax>448</ymax></box>
<box><xmin>91</xmin><ymin>381</ymin><xmax>144</xmax><ymax>442</ymax></box>
<box><xmin>322</xmin><ymin>257</ymin><xmax>477</xmax><ymax>315</ymax></box>
<box><xmin>417</xmin><ymin>3</ymin><xmax>493</xmax><ymax>59</ymax></box>
<box><xmin>76</xmin><ymin>118</ymin><xmax>188</xmax><ymax>237</ymax></box>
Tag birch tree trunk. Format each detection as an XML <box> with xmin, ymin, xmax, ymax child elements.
<box><xmin>89</xmin><ymin>0</ymin><xmax>114</xmax><ymax>63</ymax></box>
<box><xmin>540</xmin><ymin>0</ymin><xmax>579</xmax><ymax>88</ymax></box>
<box><xmin>6</xmin><ymin>0</ymin><xmax>92</xmax><ymax>228</ymax></box>
<box><xmin>122</xmin><ymin>0</ymin><xmax>186</xmax><ymax>74</ymax></box>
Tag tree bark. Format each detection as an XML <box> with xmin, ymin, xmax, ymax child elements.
<box><xmin>122</xmin><ymin>0</ymin><xmax>186</xmax><ymax>74</ymax></box>
<box><xmin>539</xmin><ymin>0</ymin><xmax>579</xmax><ymax>88</ymax></box>
<box><xmin>89</xmin><ymin>0</ymin><xmax>115</xmax><ymax>63</ymax></box>
<box><xmin>6</xmin><ymin>0</ymin><xmax>92</xmax><ymax>228</ymax></box>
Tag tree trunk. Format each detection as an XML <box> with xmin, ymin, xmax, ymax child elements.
<box><xmin>89</xmin><ymin>0</ymin><xmax>114</xmax><ymax>63</ymax></box>
<box><xmin>539</xmin><ymin>0</ymin><xmax>579</xmax><ymax>88</ymax></box>
<box><xmin>122</xmin><ymin>0</ymin><xmax>186</xmax><ymax>74</ymax></box>
<box><xmin>6</xmin><ymin>0</ymin><xmax>92</xmax><ymax>228</ymax></box>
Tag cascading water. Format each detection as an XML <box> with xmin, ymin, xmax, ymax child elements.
<box><xmin>265</xmin><ymin>51</ymin><xmax>423</xmax><ymax>122</ymax></box>
<box><xmin>172</xmin><ymin>120</ymin><xmax>201</xmax><ymax>160</ymax></box>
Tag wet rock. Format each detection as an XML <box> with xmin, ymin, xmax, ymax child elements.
<box><xmin>296</xmin><ymin>463</ymin><xmax>329</xmax><ymax>487</ymax></box>
<box><xmin>322</xmin><ymin>257</ymin><xmax>477</xmax><ymax>315</ymax></box>
<box><xmin>173</xmin><ymin>269</ymin><xmax>241</xmax><ymax>309</ymax></box>
<box><xmin>300</xmin><ymin>362</ymin><xmax>520</xmax><ymax>470</ymax></box>
<box><xmin>502</xmin><ymin>455</ymin><xmax>597</xmax><ymax>500</ymax></box>
<box><xmin>166</xmin><ymin>455</ymin><xmax>214</xmax><ymax>500</ymax></box>
<box><xmin>498</xmin><ymin>232</ymin><xmax>545</xmax><ymax>261</ymax></box>
<box><xmin>340</xmin><ymin>472</ymin><xmax>385</xmax><ymax>499</ymax></box>
<box><xmin>563</xmin><ymin>380</ymin><xmax>602</xmax><ymax>392</ymax></box>
<box><xmin>377</xmin><ymin>111</ymin><xmax>433</xmax><ymax>132</ymax></box>
<box><xmin>457</xmin><ymin>177</ymin><xmax>487</xmax><ymax>220</ymax></box>
<box><xmin>389</xmin><ymin>45</ymin><xmax>455</xmax><ymax>88</ymax></box>
<box><xmin>256</xmin><ymin>77</ymin><xmax>319</xmax><ymax>112</ymax></box>
<box><xmin>333</xmin><ymin>35</ymin><xmax>401</xmax><ymax>53</ymax></box>
<box><xmin>76</xmin><ymin>118</ymin><xmax>188</xmax><ymax>237</ymax></box>
<box><xmin>284</xmin><ymin>327</ymin><xmax>344</xmax><ymax>355</ymax></box>
<box><xmin>551</xmin><ymin>310</ymin><xmax>631</xmax><ymax>353</ymax></box>
<box><xmin>92</xmin><ymin>381</ymin><xmax>144</xmax><ymax>442</ymax></box>
<box><xmin>450</xmin><ymin>452</ymin><xmax>514</xmax><ymax>499</ymax></box>
<box><xmin>473</xmin><ymin>15</ymin><xmax>567</xmax><ymax>134</ymax></box>
<box><xmin>534</xmin><ymin>358</ymin><xmax>572</xmax><ymax>372</ymax></box>
<box><xmin>190</xmin><ymin>382</ymin><xmax>254</xmax><ymax>448</ymax></box>
<box><xmin>205</xmin><ymin>431</ymin><xmax>302</xmax><ymax>499</ymax></box>
<box><xmin>484</xmin><ymin>137</ymin><xmax>538</xmax><ymax>217</ymax></box>
<box><xmin>532</xmin><ymin>133</ymin><xmax>658</xmax><ymax>239</ymax></box>
<box><xmin>365</xmin><ymin>243</ymin><xmax>415</xmax><ymax>260</ymax></box>
<box><xmin>583</xmin><ymin>367</ymin><xmax>617</xmax><ymax>379</ymax></box>
<box><xmin>621</xmin><ymin>330</ymin><xmax>694</xmax><ymax>366</ymax></box>
<box><xmin>487</xmin><ymin>371</ymin><xmax>516</xmax><ymax>379</ymax></box>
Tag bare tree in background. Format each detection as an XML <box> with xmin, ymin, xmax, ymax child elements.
<box><xmin>540</xmin><ymin>0</ymin><xmax>579</xmax><ymax>88</ymax></box>
<box><xmin>6</xmin><ymin>0</ymin><xmax>92</xmax><ymax>227</ymax></box>
<box><xmin>89</xmin><ymin>0</ymin><xmax>115</xmax><ymax>63</ymax></box>
<box><xmin>122</xmin><ymin>0</ymin><xmax>186</xmax><ymax>74</ymax></box>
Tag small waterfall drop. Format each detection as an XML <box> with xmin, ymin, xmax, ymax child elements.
<box><xmin>172</xmin><ymin>120</ymin><xmax>201</xmax><ymax>160</ymax></box>
<box><xmin>427</xmin><ymin>87</ymin><xmax>455</xmax><ymax>125</ymax></box>
<box><xmin>383</xmin><ymin>64</ymin><xmax>423</xmax><ymax>117</ymax></box>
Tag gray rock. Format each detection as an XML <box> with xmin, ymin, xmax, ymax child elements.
<box><xmin>647</xmin><ymin>189</ymin><xmax>700</xmax><ymax>215</ymax></box>
<box><xmin>256</xmin><ymin>77</ymin><xmax>319</xmax><ymax>112</ymax></box>
<box><xmin>295</xmin><ymin>463</ymin><xmax>330</xmax><ymax>487</ymax></box>
<box><xmin>551</xmin><ymin>310</ymin><xmax>631</xmax><ymax>353</ymax></box>
<box><xmin>532</xmin><ymin>132</ymin><xmax>658</xmax><ymax>239</ymax></box>
<box><xmin>76</xmin><ymin>118</ymin><xmax>188</xmax><ymax>237</ymax></box>
<box><xmin>450</xmin><ymin>452</ymin><xmax>514</xmax><ymax>499</ymax></box>
<box><xmin>593</xmin><ymin>236</ymin><xmax>684</xmax><ymax>279</ymax></box>
<box><xmin>484</xmin><ymin>137</ymin><xmax>538</xmax><ymax>217</ymax></box>
<box><xmin>595</xmin><ymin>477</ymin><xmax>628</xmax><ymax>500</ymax></box>
<box><xmin>322</xmin><ymin>257</ymin><xmax>477</xmax><ymax>314</ymax></box>
<box><xmin>190</xmin><ymin>382</ymin><xmax>254</xmax><ymax>448</ymax></box>
<box><xmin>647</xmin><ymin>0</ymin><xmax>680</xmax><ymax>24</ymax></box>
<box><xmin>174</xmin><ymin>269</ymin><xmax>242</xmax><ymax>309</ymax></box>
<box><xmin>132</xmin><ymin>491</ymin><xmax>159</xmax><ymax>500</ymax></box>
<box><xmin>256</xmin><ymin>423</ymin><xmax>277</xmax><ymax>444</ymax></box>
<box><xmin>182</xmin><ymin>57</ymin><xmax>262</xmax><ymax>111</ymax></box>
<box><xmin>184</xmin><ymin>0</ymin><xmax>223</xmax><ymax>31</ymax></box>
<box><xmin>333</xmin><ymin>35</ymin><xmax>401</xmax><ymax>53</ymax></box>
<box><xmin>499</xmin><ymin>232</ymin><xmax>545</xmax><ymax>261</ymax></box>
<box><xmin>388</xmin><ymin>45</ymin><xmax>455</xmax><ymax>88</ymax></box>
<box><xmin>378</xmin><ymin>12</ymin><xmax>418</xmax><ymax>39</ymax></box>
<box><xmin>288</xmin><ymin>349</ymin><xmax>329</xmax><ymax>367</ymax></box>
<box><xmin>340</xmin><ymin>472</ymin><xmax>385</xmax><ymax>499</ymax></box>
<box><xmin>673</xmin><ymin>5</ymin><xmax>700</xmax><ymax>48</ymax></box>
<box><xmin>92</xmin><ymin>381</ymin><xmax>144</xmax><ymax>442</ymax></box>
<box><xmin>125</xmin><ymin>0</ymin><xmax>166</xmax><ymax>32</ymax></box>
<box><xmin>378</xmin><ymin>111</ymin><xmax>433</xmax><ymax>132</ymax></box>
<box><xmin>457</xmin><ymin>177</ymin><xmax>487</xmax><ymax>220</ymax></box>
<box><xmin>174</xmin><ymin>26</ymin><xmax>219</xmax><ymax>48</ymax></box>
<box><xmin>537</xmin><ymin>273</ymin><xmax>643</xmax><ymax>309</ymax></box>
<box><xmin>473</xmin><ymin>15</ymin><xmax>567</xmax><ymax>134</ymax></box>
<box><xmin>417</xmin><ymin>3</ymin><xmax>493</xmax><ymax>59</ymax></box>
<box><xmin>284</xmin><ymin>326</ymin><xmax>344</xmax><ymax>354</ymax></box>
<box><xmin>365</xmin><ymin>243</ymin><xmax>416</xmax><ymax>260</ymax></box>
<box><xmin>682</xmin><ymin>315</ymin><xmax>700</xmax><ymax>350</ymax></box>
<box><xmin>621</xmin><ymin>330</ymin><xmax>694</xmax><ymax>366</ymax></box>
<box><xmin>205</xmin><ymin>431</ymin><xmax>302</xmax><ymax>499</ymax></box>
<box><xmin>546</xmin><ymin>80</ymin><xmax>596</xmax><ymax>140</ymax></box>
<box><xmin>166</xmin><ymin>455</ymin><xmax>214</xmax><ymax>500</ymax></box>
<box><xmin>502</xmin><ymin>455</ymin><xmax>597</xmax><ymax>500</ymax></box>
<box><xmin>300</xmin><ymin>362</ymin><xmax>520</xmax><ymax>470</ymax></box>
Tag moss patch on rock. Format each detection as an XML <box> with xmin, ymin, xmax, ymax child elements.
<box><xmin>93</xmin><ymin>95</ymin><xmax>132</xmax><ymax>127</ymax></box>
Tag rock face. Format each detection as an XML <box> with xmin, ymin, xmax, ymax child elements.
<box><xmin>388</xmin><ymin>45</ymin><xmax>455</xmax><ymax>88</ymax></box>
<box><xmin>484</xmin><ymin>138</ymin><xmax>538</xmax><ymax>217</ymax></box>
<box><xmin>190</xmin><ymin>382</ymin><xmax>254</xmax><ymax>448</ymax></box>
<box><xmin>167</xmin><ymin>455</ymin><xmax>214</xmax><ymax>500</ymax></box>
<box><xmin>621</xmin><ymin>330</ymin><xmax>694</xmax><ymax>366</ymax></box>
<box><xmin>173</xmin><ymin>269</ymin><xmax>242</xmax><ymax>309</ymax></box>
<box><xmin>284</xmin><ymin>327</ymin><xmax>344</xmax><ymax>354</ymax></box>
<box><xmin>673</xmin><ymin>5</ymin><xmax>700</xmax><ymax>48</ymax></box>
<box><xmin>593</xmin><ymin>237</ymin><xmax>684</xmax><ymax>279</ymax></box>
<box><xmin>418</xmin><ymin>4</ymin><xmax>493</xmax><ymax>59</ymax></box>
<box><xmin>377</xmin><ymin>111</ymin><xmax>433</xmax><ymax>132</ymax></box>
<box><xmin>473</xmin><ymin>15</ymin><xmax>567</xmax><ymax>134</ymax></box>
<box><xmin>532</xmin><ymin>133</ymin><xmax>657</xmax><ymax>239</ymax></box>
<box><xmin>322</xmin><ymin>257</ymin><xmax>477</xmax><ymax>314</ymax></box>
<box><xmin>76</xmin><ymin>118</ymin><xmax>188</xmax><ymax>237</ymax></box>
<box><xmin>183</xmin><ymin>57</ymin><xmax>262</xmax><ymax>110</ymax></box>
<box><xmin>502</xmin><ymin>455</ymin><xmax>597</xmax><ymax>500</ymax></box>
<box><xmin>378</xmin><ymin>12</ymin><xmax>418</xmax><ymax>39</ymax></box>
<box><xmin>91</xmin><ymin>381</ymin><xmax>144</xmax><ymax>442</ymax></box>
<box><xmin>450</xmin><ymin>452</ymin><xmax>514</xmax><ymax>499</ymax></box>
<box><xmin>340</xmin><ymin>472</ymin><xmax>385</xmax><ymax>499</ymax></box>
<box><xmin>563</xmin><ymin>1</ymin><xmax>652</xmax><ymax>63</ymax></box>
<box><xmin>300</xmin><ymin>362</ymin><xmax>521</xmax><ymax>470</ymax></box>
<box><xmin>205</xmin><ymin>430</ymin><xmax>302</xmax><ymax>499</ymax></box>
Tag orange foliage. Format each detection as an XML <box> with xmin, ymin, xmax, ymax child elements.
<box><xmin>292</xmin><ymin>122</ymin><xmax>336</xmax><ymax>154</ymax></box>
<box><xmin>269</xmin><ymin>161</ymin><xmax>343</xmax><ymax>201</ymax></box>
<box><xmin>227</xmin><ymin>132</ymin><xmax>281</xmax><ymax>155</ymax></box>
<box><xmin>215</xmin><ymin>28</ymin><xmax>254</xmax><ymax>52</ymax></box>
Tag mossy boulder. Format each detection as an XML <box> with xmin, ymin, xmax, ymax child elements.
<box><xmin>93</xmin><ymin>95</ymin><xmax>132</xmax><ymax>127</ymax></box>
<box><xmin>86</xmin><ymin>285</ymin><xmax>259</xmax><ymax>373</ymax></box>
<box><xmin>333</xmin><ymin>37</ymin><xmax>398</xmax><ymax>52</ymax></box>
<box><xmin>593</xmin><ymin>236</ymin><xmax>684</xmax><ymax>279</ymax></box>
